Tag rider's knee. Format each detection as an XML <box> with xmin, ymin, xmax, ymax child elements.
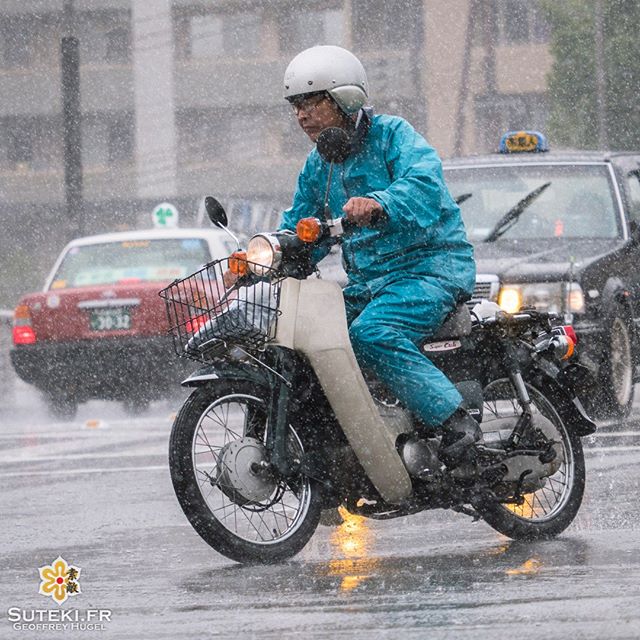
<box><xmin>349</xmin><ymin>316</ymin><xmax>396</xmax><ymax>352</ymax></box>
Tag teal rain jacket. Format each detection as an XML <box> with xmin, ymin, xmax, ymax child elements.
<box><xmin>280</xmin><ymin>113</ymin><xmax>475</xmax><ymax>298</ymax></box>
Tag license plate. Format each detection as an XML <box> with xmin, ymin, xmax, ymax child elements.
<box><xmin>89</xmin><ymin>308</ymin><xmax>131</xmax><ymax>331</ymax></box>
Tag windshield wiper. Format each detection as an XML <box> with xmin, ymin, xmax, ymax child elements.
<box><xmin>483</xmin><ymin>182</ymin><xmax>552</xmax><ymax>242</ymax></box>
<box><xmin>455</xmin><ymin>193</ymin><xmax>472</xmax><ymax>205</ymax></box>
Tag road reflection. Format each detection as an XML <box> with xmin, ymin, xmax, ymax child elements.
<box><xmin>180</xmin><ymin>525</ymin><xmax>592</xmax><ymax>603</ymax></box>
<box><xmin>326</xmin><ymin>507</ymin><xmax>380</xmax><ymax>592</ymax></box>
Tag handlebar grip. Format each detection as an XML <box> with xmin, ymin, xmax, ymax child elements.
<box><xmin>340</xmin><ymin>215</ymin><xmax>356</xmax><ymax>233</ymax></box>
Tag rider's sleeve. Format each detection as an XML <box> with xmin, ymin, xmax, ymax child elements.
<box><xmin>278</xmin><ymin>156</ymin><xmax>333</xmax><ymax>264</ymax></box>
<box><xmin>366</xmin><ymin>118</ymin><xmax>454</xmax><ymax>232</ymax></box>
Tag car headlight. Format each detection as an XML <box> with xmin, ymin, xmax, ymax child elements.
<box><xmin>246</xmin><ymin>234</ymin><xmax>282</xmax><ymax>276</ymax></box>
<box><xmin>498</xmin><ymin>282</ymin><xmax>585</xmax><ymax>315</ymax></box>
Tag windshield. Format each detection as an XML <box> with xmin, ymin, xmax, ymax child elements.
<box><xmin>445</xmin><ymin>163</ymin><xmax>621</xmax><ymax>242</ymax></box>
<box><xmin>50</xmin><ymin>238</ymin><xmax>212</xmax><ymax>289</ymax></box>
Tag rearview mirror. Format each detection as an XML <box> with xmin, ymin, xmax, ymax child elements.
<box><xmin>204</xmin><ymin>196</ymin><xmax>228</xmax><ymax>228</ymax></box>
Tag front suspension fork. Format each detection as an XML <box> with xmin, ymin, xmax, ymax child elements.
<box><xmin>265</xmin><ymin>348</ymin><xmax>297</xmax><ymax>477</ymax></box>
<box><xmin>502</xmin><ymin>341</ymin><xmax>533</xmax><ymax>448</ymax></box>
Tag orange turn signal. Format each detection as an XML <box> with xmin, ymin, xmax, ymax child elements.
<box><xmin>561</xmin><ymin>336</ymin><xmax>575</xmax><ymax>360</ymax></box>
<box><xmin>296</xmin><ymin>217</ymin><xmax>322</xmax><ymax>243</ymax></box>
<box><xmin>14</xmin><ymin>304</ymin><xmax>32</xmax><ymax>321</ymax></box>
<box><xmin>228</xmin><ymin>251</ymin><xmax>248</xmax><ymax>276</ymax></box>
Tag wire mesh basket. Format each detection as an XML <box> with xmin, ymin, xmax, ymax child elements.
<box><xmin>159</xmin><ymin>258</ymin><xmax>281</xmax><ymax>361</ymax></box>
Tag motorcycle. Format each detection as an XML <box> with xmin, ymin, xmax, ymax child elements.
<box><xmin>160</xmin><ymin>132</ymin><xmax>596</xmax><ymax>565</ymax></box>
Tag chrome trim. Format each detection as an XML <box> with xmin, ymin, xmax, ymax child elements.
<box><xmin>473</xmin><ymin>274</ymin><xmax>500</xmax><ymax>300</ymax></box>
<box><xmin>247</xmin><ymin>233</ymin><xmax>282</xmax><ymax>274</ymax></box>
<box><xmin>77</xmin><ymin>298</ymin><xmax>140</xmax><ymax>309</ymax></box>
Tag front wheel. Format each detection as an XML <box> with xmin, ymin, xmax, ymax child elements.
<box><xmin>477</xmin><ymin>379</ymin><xmax>585</xmax><ymax>540</ymax></box>
<box><xmin>169</xmin><ymin>380</ymin><xmax>322</xmax><ymax>564</ymax></box>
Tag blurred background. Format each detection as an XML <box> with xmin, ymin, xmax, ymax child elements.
<box><xmin>0</xmin><ymin>0</ymin><xmax>639</xmax><ymax>308</ymax></box>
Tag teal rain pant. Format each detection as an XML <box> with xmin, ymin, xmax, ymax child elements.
<box><xmin>345</xmin><ymin>277</ymin><xmax>463</xmax><ymax>427</ymax></box>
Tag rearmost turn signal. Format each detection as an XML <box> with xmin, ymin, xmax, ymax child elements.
<box><xmin>551</xmin><ymin>334</ymin><xmax>575</xmax><ymax>360</ymax></box>
<box><xmin>228</xmin><ymin>251</ymin><xmax>248</xmax><ymax>276</ymax></box>
<box><xmin>296</xmin><ymin>217</ymin><xmax>322</xmax><ymax>243</ymax></box>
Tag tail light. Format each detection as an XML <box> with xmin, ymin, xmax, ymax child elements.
<box><xmin>186</xmin><ymin>314</ymin><xmax>207</xmax><ymax>334</ymax></box>
<box><xmin>552</xmin><ymin>324</ymin><xmax>578</xmax><ymax>345</ymax></box>
<box><xmin>13</xmin><ymin>304</ymin><xmax>36</xmax><ymax>345</ymax></box>
<box><xmin>560</xmin><ymin>325</ymin><xmax>578</xmax><ymax>345</ymax></box>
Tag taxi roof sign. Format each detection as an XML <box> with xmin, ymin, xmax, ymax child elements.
<box><xmin>499</xmin><ymin>130</ymin><xmax>549</xmax><ymax>154</ymax></box>
<box><xmin>152</xmin><ymin>202</ymin><xmax>179</xmax><ymax>228</ymax></box>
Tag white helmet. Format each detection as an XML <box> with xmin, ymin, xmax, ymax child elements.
<box><xmin>284</xmin><ymin>45</ymin><xmax>369</xmax><ymax>115</ymax></box>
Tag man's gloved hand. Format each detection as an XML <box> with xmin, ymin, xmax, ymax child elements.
<box><xmin>342</xmin><ymin>197</ymin><xmax>384</xmax><ymax>227</ymax></box>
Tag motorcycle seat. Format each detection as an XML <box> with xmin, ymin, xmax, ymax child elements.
<box><xmin>431</xmin><ymin>303</ymin><xmax>472</xmax><ymax>339</ymax></box>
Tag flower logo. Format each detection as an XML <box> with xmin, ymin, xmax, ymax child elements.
<box><xmin>38</xmin><ymin>557</ymin><xmax>81</xmax><ymax>605</ymax></box>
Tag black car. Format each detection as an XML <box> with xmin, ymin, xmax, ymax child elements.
<box><xmin>443</xmin><ymin>131</ymin><xmax>640</xmax><ymax>418</ymax></box>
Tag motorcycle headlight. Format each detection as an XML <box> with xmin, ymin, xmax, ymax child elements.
<box><xmin>246</xmin><ymin>234</ymin><xmax>282</xmax><ymax>276</ymax></box>
<box><xmin>498</xmin><ymin>282</ymin><xmax>585</xmax><ymax>316</ymax></box>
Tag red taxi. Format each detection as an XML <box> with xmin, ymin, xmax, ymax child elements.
<box><xmin>11</xmin><ymin>228</ymin><xmax>234</xmax><ymax>418</ymax></box>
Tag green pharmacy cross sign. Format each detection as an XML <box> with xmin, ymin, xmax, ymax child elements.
<box><xmin>152</xmin><ymin>202</ymin><xmax>179</xmax><ymax>228</ymax></box>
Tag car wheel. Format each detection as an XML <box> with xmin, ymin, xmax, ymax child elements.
<box><xmin>594</xmin><ymin>308</ymin><xmax>635</xmax><ymax>419</ymax></box>
<box><xmin>44</xmin><ymin>392</ymin><xmax>78</xmax><ymax>421</ymax></box>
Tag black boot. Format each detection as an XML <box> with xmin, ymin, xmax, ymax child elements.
<box><xmin>439</xmin><ymin>407</ymin><xmax>483</xmax><ymax>468</ymax></box>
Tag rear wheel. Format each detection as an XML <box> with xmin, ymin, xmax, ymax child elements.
<box><xmin>169</xmin><ymin>380</ymin><xmax>321</xmax><ymax>564</ymax></box>
<box><xmin>477</xmin><ymin>379</ymin><xmax>585</xmax><ymax>540</ymax></box>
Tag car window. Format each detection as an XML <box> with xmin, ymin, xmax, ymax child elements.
<box><xmin>625</xmin><ymin>170</ymin><xmax>640</xmax><ymax>222</ymax></box>
<box><xmin>445</xmin><ymin>163</ymin><xmax>621</xmax><ymax>242</ymax></box>
<box><xmin>50</xmin><ymin>238</ymin><xmax>212</xmax><ymax>289</ymax></box>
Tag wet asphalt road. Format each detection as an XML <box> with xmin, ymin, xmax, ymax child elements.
<box><xmin>1</xmin><ymin>383</ymin><xmax>640</xmax><ymax>639</ymax></box>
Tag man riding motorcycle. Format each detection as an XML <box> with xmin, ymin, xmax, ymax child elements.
<box><xmin>240</xmin><ymin>45</ymin><xmax>480</xmax><ymax>465</ymax></box>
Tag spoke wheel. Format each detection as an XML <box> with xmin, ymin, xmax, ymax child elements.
<box><xmin>169</xmin><ymin>380</ymin><xmax>321</xmax><ymax>564</ymax></box>
<box><xmin>478</xmin><ymin>379</ymin><xmax>585</xmax><ymax>539</ymax></box>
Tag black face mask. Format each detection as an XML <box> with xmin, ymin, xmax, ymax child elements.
<box><xmin>315</xmin><ymin>107</ymin><xmax>373</xmax><ymax>164</ymax></box>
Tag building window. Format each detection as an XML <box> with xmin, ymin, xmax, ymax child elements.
<box><xmin>475</xmin><ymin>93</ymin><xmax>548</xmax><ymax>152</ymax></box>
<box><xmin>178</xmin><ymin>109</ymin><xmax>230</xmax><ymax>163</ymax></box>
<box><xmin>107</xmin><ymin>118</ymin><xmax>134</xmax><ymax>163</ymax></box>
<box><xmin>189</xmin><ymin>11</ymin><xmax>260</xmax><ymax>59</ymax></box>
<box><xmin>352</xmin><ymin>0</ymin><xmax>421</xmax><ymax>51</ymax></box>
<box><xmin>279</xmin><ymin>8</ymin><xmax>344</xmax><ymax>54</ymax></box>
<box><xmin>497</xmin><ymin>0</ymin><xmax>550</xmax><ymax>44</ymax></box>
<box><xmin>7</xmin><ymin>123</ymin><xmax>33</xmax><ymax>168</ymax></box>
<box><xmin>2</xmin><ymin>20</ymin><xmax>32</xmax><ymax>69</ymax></box>
<box><xmin>105</xmin><ymin>27</ymin><xmax>131</xmax><ymax>64</ymax></box>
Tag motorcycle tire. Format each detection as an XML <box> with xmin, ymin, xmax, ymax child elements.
<box><xmin>477</xmin><ymin>379</ymin><xmax>586</xmax><ymax>540</ymax></box>
<box><xmin>169</xmin><ymin>379</ymin><xmax>322</xmax><ymax>564</ymax></box>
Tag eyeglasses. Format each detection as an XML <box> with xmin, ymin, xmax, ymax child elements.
<box><xmin>290</xmin><ymin>94</ymin><xmax>328</xmax><ymax>115</ymax></box>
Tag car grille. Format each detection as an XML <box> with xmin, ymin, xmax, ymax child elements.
<box><xmin>470</xmin><ymin>274</ymin><xmax>500</xmax><ymax>304</ymax></box>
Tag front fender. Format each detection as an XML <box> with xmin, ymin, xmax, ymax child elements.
<box><xmin>181</xmin><ymin>361</ymin><xmax>268</xmax><ymax>388</ymax></box>
<box><xmin>526</xmin><ymin>360</ymin><xmax>596</xmax><ymax>436</ymax></box>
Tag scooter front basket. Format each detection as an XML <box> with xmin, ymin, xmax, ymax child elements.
<box><xmin>159</xmin><ymin>258</ymin><xmax>281</xmax><ymax>361</ymax></box>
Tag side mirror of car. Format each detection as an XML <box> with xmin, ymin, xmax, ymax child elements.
<box><xmin>629</xmin><ymin>219</ymin><xmax>640</xmax><ymax>244</ymax></box>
